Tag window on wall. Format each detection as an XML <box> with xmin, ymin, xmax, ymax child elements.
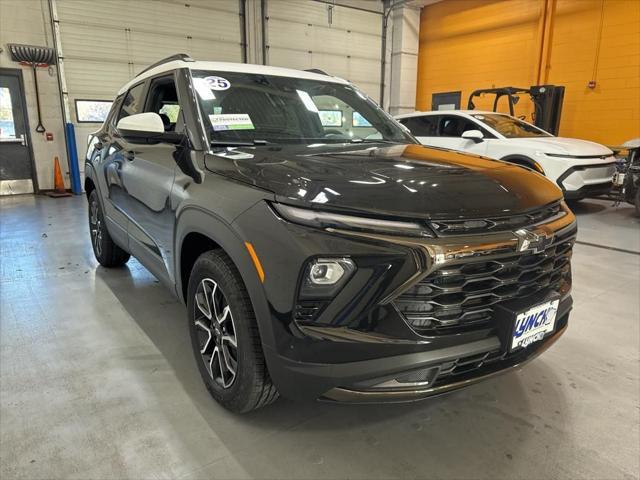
<box><xmin>75</xmin><ymin>100</ymin><xmax>113</xmax><ymax>123</ymax></box>
<box><xmin>0</xmin><ymin>87</ymin><xmax>16</xmax><ymax>138</ymax></box>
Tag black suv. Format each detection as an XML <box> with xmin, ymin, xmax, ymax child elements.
<box><xmin>85</xmin><ymin>55</ymin><xmax>576</xmax><ymax>413</ymax></box>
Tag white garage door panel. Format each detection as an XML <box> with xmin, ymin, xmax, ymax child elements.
<box><xmin>267</xmin><ymin>0</ymin><xmax>382</xmax><ymax>102</ymax></box>
<box><xmin>64</xmin><ymin>61</ymin><xmax>131</xmax><ymax>99</ymax></box>
<box><xmin>56</xmin><ymin>0</ymin><xmax>239</xmax><ymax>36</ymax></box>
<box><xmin>55</xmin><ymin>0</ymin><xmax>243</xmax><ymax>168</ymax></box>
<box><xmin>59</xmin><ymin>26</ymin><xmax>129</xmax><ymax>64</ymax></box>
<box><xmin>268</xmin><ymin>19</ymin><xmax>380</xmax><ymax>59</ymax></box>
<box><xmin>268</xmin><ymin>0</ymin><xmax>380</xmax><ymax>35</ymax></box>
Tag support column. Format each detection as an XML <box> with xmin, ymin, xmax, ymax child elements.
<box><xmin>244</xmin><ymin>0</ymin><xmax>265</xmax><ymax>65</ymax></box>
<box><xmin>384</xmin><ymin>5</ymin><xmax>420</xmax><ymax>114</ymax></box>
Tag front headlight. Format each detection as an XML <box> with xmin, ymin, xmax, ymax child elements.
<box><xmin>271</xmin><ymin>202</ymin><xmax>434</xmax><ymax>238</ymax></box>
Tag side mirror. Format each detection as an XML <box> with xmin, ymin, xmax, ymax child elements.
<box><xmin>461</xmin><ymin>129</ymin><xmax>484</xmax><ymax>143</ymax></box>
<box><xmin>116</xmin><ymin>112</ymin><xmax>183</xmax><ymax>144</ymax></box>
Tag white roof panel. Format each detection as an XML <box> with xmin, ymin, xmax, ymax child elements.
<box><xmin>117</xmin><ymin>60</ymin><xmax>350</xmax><ymax>95</ymax></box>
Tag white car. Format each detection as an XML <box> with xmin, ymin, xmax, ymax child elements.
<box><xmin>396</xmin><ymin>110</ymin><xmax>616</xmax><ymax>200</ymax></box>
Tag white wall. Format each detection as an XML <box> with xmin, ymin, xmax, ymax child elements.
<box><xmin>0</xmin><ymin>0</ymin><xmax>68</xmax><ymax>191</ymax></box>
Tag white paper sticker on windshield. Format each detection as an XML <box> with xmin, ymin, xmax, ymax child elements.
<box><xmin>204</xmin><ymin>76</ymin><xmax>231</xmax><ymax>91</ymax></box>
<box><xmin>209</xmin><ymin>114</ymin><xmax>254</xmax><ymax>131</ymax></box>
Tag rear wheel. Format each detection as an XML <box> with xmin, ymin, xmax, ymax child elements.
<box><xmin>88</xmin><ymin>190</ymin><xmax>130</xmax><ymax>267</ymax></box>
<box><xmin>187</xmin><ymin>250</ymin><xmax>278</xmax><ymax>413</ymax></box>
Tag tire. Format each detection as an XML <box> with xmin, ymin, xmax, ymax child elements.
<box><xmin>88</xmin><ymin>190</ymin><xmax>130</xmax><ymax>267</ymax></box>
<box><xmin>187</xmin><ymin>250</ymin><xmax>278</xmax><ymax>413</ymax></box>
<box><xmin>635</xmin><ymin>188</ymin><xmax>640</xmax><ymax>217</ymax></box>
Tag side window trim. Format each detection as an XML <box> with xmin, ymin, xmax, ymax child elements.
<box><xmin>108</xmin><ymin>94</ymin><xmax>125</xmax><ymax>130</ymax></box>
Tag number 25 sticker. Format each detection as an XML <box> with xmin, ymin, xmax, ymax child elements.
<box><xmin>204</xmin><ymin>76</ymin><xmax>231</xmax><ymax>91</ymax></box>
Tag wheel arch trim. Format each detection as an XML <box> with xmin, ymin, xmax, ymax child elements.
<box><xmin>175</xmin><ymin>206</ymin><xmax>276</xmax><ymax>350</ymax></box>
<box><xmin>500</xmin><ymin>154</ymin><xmax>544</xmax><ymax>174</ymax></box>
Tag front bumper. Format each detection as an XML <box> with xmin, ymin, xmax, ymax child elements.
<box><xmin>265</xmin><ymin>296</ymin><xmax>570</xmax><ymax>402</ymax></box>
<box><xmin>558</xmin><ymin>162</ymin><xmax>615</xmax><ymax>199</ymax></box>
<box><xmin>323</xmin><ymin>323</ymin><xmax>567</xmax><ymax>403</ymax></box>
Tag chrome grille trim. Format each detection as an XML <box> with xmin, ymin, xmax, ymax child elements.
<box><xmin>430</xmin><ymin>202</ymin><xmax>563</xmax><ymax>236</ymax></box>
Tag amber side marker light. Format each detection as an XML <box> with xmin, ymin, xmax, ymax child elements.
<box><xmin>245</xmin><ymin>242</ymin><xmax>265</xmax><ymax>283</ymax></box>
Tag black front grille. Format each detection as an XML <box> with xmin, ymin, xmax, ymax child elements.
<box><xmin>430</xmin><ymin>202</ymin><xmax>562</xmax><ymax>235</ymax></box>
<box><xmin>394</xmin><ymin>227</ymin><xmax>576</xmax><ymax>335</ymax></box>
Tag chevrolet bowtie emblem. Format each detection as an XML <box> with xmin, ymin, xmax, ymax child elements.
<box><xmin>515</xmin><ymin>229</ymin><xmax>554</xmax><ymax>254</ymax></box>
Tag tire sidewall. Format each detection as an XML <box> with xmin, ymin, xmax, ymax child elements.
<box><xmin>186</xmin><ymin>252</ymin><xmax>260</xmax><ymax>411</ymax></box>
<box><xmin>88</xmin><ymin>190</ymin><xmax>105</xmax><ymax>262</ymax></box>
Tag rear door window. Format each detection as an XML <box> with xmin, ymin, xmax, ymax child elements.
<box><xmin>400</xmin><ymin>116</ymin><xmax>438</xmax><ymax>136</ymax></box>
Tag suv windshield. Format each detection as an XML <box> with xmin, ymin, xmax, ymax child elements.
<box><xmin>192</xmin><ymin>70</ymin><xmax>414</xmax><ymax>145</ymax></box>
<box><xmin>472</xmin><ymin>113</ymin><xmax>552</xmax><ymax>139</ymax></box>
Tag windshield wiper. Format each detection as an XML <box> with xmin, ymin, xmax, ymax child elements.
<box><xmin>350</xmin><ymin>138</ymin><xmax>403</xmax><ymax>145</ymax></box>
<box><xmin>210</xmin><ymin>139</ymin><xmax>270</xmax><ymax>147</ymax></box>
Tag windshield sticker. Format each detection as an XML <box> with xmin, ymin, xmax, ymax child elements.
<box><xmin>208</xmin><ymin>113</ymin><xmax>255</xmax><ymax>131</ymax></box>
<box><xmin>204</xmin><ymin>76</ymin><xmax>231</xmax><ymax>91</ymax></box>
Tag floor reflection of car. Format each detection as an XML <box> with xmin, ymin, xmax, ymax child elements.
<box><xmin>85</xmin><ymin>54</ymin><xmax>577</xmax><ymax>413</ymax></box>
<box><xmin>396</xmin><ymin>110</ymin><xmax>616</xmax><ymax>200</ymax></box>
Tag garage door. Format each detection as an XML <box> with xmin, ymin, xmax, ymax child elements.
<box><xmin>265</xmin><ymin>0</ymin><xmax>382</xmax><ymax>101</ymax></box>
<box><xmin>54</xmin><ymin>0</ymin><xmax>243</xmax><ymax>162</ymax></box>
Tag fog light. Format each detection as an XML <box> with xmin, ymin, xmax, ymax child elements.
<box><xmin>300</xmin><ymin>258</ymin><xmax>356</xmax><ymax>299</ymax></box>
<box><xmin>309</xmin><ymin>260</ymin><xmax>347</xmax><ymax>285</ymax></box>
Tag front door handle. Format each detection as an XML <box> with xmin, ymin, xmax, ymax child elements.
<box><xmin>125</xmin><ymin>150</ymin><xmax>135</xmax><ymax>161</ymax></box>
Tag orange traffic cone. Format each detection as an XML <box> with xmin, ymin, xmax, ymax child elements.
<box><xmin>47</xmin><ymin>156</ymin><xmax>72</xmax><ymax>197</ymax></box>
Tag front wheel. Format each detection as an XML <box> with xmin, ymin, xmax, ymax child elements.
<box><xmin>88</xmin><ymin>190</ymin><xmax>130</xmax><ymax>267</ymax></box>
<box><xmin>635</xmin><ymin>188</ymin><xmax>640</xmax><ymax>217</ymax></box>
<box><xmin>187</xmin><ymin>250</ymin><xmax>278</xmax><ymax>413</ymax></box>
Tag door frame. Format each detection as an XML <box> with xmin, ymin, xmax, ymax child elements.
<box><xmin>0</xmin><ymin>67</ymin><xmax>39</xmax><ymax>193</ymax></box>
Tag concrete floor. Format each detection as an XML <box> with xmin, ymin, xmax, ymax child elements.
<box><xmin>1</xmin><ymin>194</ymin><xmax>639</xmax><ymax>480</ymax></box>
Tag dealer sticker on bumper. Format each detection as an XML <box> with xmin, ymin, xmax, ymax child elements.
<box><xmin>512</xmin><ymin>299</ymin><xmax>559</xmax><ymax>351</ymax></box>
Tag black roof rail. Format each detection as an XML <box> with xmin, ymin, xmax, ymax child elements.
<box><xmin>305</xmin><ymin>68</ymin><xmax>330</xmax><ymax>76</ymax></box>
<box><xmin>137</xmin><ymin>53</ymin><xmax>195</xmax><ymax>76</ymax></box>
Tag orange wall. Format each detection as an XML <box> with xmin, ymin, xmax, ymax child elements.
<box><xmin>416</xmin><ymin>0</ymin><xmax>640</xmax><ymax>145</ymax></box>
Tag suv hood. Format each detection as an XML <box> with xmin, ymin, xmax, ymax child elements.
<box><xmin>511</xmin><ymin>137</ymin><xmax>613</xmax><ymax>157</ymax></box>
<box><xmin>205</xmin><ymin>143</ymin><xmax>562</xmax><ymax>220</ymax></box>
